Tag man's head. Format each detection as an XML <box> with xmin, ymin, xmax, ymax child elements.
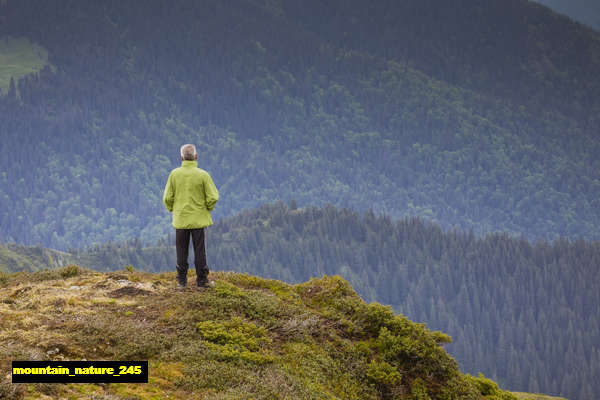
<box><xmin>180</xmin><ymin>144</ymin><xmax>198</xmax><ymax>161</ymax></box>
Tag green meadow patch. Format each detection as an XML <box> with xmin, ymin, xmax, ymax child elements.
<box><xmin>0</xmin><ymin>36</ymin><xmax>49</xmax><ymax>95</ymax></box>
<box><xmin>511</xmin><ymin>393</ymin><xmax>567</xmax><ymax>400</ymax></box>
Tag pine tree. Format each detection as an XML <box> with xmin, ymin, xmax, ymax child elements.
<box><xmin>8</xmin><ymin>77</ymin><xmax>16</xmax><ymax>99</ymax></box>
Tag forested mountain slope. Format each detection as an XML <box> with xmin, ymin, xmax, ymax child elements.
<box><xmin>77</xmin><ymin>203</ymin><xmax>600</xmax><ymax>400</ymax></box>
<box><xmin>1</xmin><ymin>0</ymin><xmax>600</xmax><ymax>248</ymax></box>
<box><xmin>1</xmin><ymin>267</ymin><xmax>522</xmax><ymax>400</ymax></box>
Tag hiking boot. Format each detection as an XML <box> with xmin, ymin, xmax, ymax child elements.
<box><xmin>176</xmin><ymin>266</ymin><xmax>187</xmax><ymax>289</ymax></box>
<box><xmin>196</xmin><ymin>280</ymin><xmax>215</xmax><ymax>290</ymax></box>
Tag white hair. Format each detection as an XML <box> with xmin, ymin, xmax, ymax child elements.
<box><xmin>180</xmin><ymin>144</ymin><xmax>197</xmax><ymax>160</ymax></box>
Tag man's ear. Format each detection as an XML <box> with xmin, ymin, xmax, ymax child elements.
<box><xmin>194</xmin><ymin>154</ymin><xmax>198</xmax><ymax>160</ymax></box>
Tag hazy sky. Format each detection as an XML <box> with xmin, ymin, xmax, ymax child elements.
<box><xmin>533</xmin><ymin>0</ymin><xmax>600</xmax><ymax>30</ymax></box>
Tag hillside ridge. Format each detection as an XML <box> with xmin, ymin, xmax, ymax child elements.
<box><xmin>0</xmin><ymin>243</ymin><xmax>73</xmax><ymax>274</ymax></box>
<box><xmin>1</xmin><ymin>265</ymin><xmax>525</xmax><ymax>399</ymax></box>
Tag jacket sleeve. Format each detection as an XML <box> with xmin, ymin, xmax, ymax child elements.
<box><xmin>163</xmin><ymin>172</ymin><xmax>175</xmax><ymax>212</ymax></box>
<box><xmin>204</xmin><ymin>172</ymin><xmax>219</xmax><ymax>212</ymax></box>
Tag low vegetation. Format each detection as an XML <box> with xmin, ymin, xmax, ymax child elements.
<box><xmin>511</xmin><ymin>393</ymin><xmax>567</xmax><ymax>400</ymax></box>
<box><xmin>0</xmin><ymin>267</ymin><xmax>526</xmax><ymax>399</ymax></box>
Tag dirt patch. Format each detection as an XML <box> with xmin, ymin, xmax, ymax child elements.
<box><xmin>107</xmin><ymin>273</ymin><xmax>129</xmax><ymax>281</ymax></box>
<box><xmin>108</xmin><ymin>286</ymin><xmax>153</xmax><ymax>298</ymax></box>
<box><xmin>92</xmin><ymin>279</ymin><xmax>112</xmax><ymax>289</ymax></box>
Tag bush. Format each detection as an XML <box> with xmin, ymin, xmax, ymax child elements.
<box><xmin>467</xmin><ymin>373</ymin><xmax>518</xmax><ymax>400</ymax></box>
<box><xmin>431</xmin><ymin>331</ymin><xmax>452</xmax><ymax>344</ymax></box>
<box><xmin>358</xmin><ymin>302</ymin><xmax>396</xmax><ymax>336</ymax></box>
<box><xmin>201</xmin><ymin>281</ymin><xmax>286</xmax><ymax>322</ymax></box>
<box><xmin>27</xmin><ymin>265</ymin><xmax>82</xmax><ymax>282</ymax></box>
<box><xmin>0</xmin><ymin>271</ymin><xmax>7</xmax><ymax>286</ymax></box>
<box><xmin>375</xmin><ymin>326</ymin><xmax>456</xmax><ymax>384</ymax></box>
<box><xmin>196</xmin><ymin>317</ymin><xmax>275</xmax><ymax>365</ymax></box>
<box><xmin>410</xmin><ymin>378</ymin><xmax>431</xmax><ymax>400</ymax></box>
<box><xmin>59</xmin><ymin>265</ymin><xmax>81</xmax><ymax>278</ymax></box>
<box><xmin>196</xmin><ymin>317</ymin><xmax>269</xmax><ymax>351</ymax></box>
<box><xmin>366</xmin><ymin>359</ymin><xmax>402</xmax><ymax>397</ymax></box>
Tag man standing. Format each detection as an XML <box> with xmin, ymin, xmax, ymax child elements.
<box><xmin>163</xmin><ymin>144</ymin><xmax>219</xmax><ymax>289</ymax></box>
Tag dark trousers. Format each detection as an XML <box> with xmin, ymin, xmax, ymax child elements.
<box><xmin>175</xmin><ymin>228</ymin><xmax>208</xmax><ymax>284</ymax></box>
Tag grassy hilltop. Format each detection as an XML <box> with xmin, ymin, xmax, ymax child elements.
<box><xmin>0</xmin><ymin>266</ymin><xmax>524</xmax><ymax>400</ymax></box>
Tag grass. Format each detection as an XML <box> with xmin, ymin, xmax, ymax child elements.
<box><xmin>0</xmin><ymin>36</ymin><xmax>49</xmax><ymax>95</ymax></box>
<box><xmin>0</xmin><ymin>268</ymin><xmax>556</xmax><ymax>399</ymax></box>
<box><xmin>511</xmin><ymin>392</ymin><xmax>567</xmax><ymax>400</ymax></box>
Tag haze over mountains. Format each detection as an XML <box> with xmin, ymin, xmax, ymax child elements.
<box><xmin>534</xmin><ymin>0</ymin><xmax>600</xmax><ymax>30</ymax></box>
<box><xmin>1</xmin><ymin>0</ymin><xmax>600</xmax><ymax>249</ymax></box>
<box><xmin>1</xmin><ymin>1</ymin><xmax>600</xmax><ymax>399</ymax></box>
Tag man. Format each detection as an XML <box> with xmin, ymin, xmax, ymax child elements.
<box><xmin>163</xmin><ymin>144</ymin><xmax>219</xmax><ymax>290</ymax></box>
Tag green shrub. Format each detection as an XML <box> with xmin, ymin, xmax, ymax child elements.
<box><xmin>196</xmin><ymin>317</ymin><xmax>275</xmax><ymax>365</ymax></box>
<box><xmin>204</xmin><ymin>342</ymin><xmax>275</xmax><ymax>365</ymax></box>
<box><xmin>214</xmin><ymin>281</ymin><xmax>246</xmax><ymax>298</ymax></box>
<box><xmin>410</xmin><ymin>378</ymin><xmax>432</xmax><ymax>400</ymax></box>
<box><xmin>467</xmin><ymin>373</ymin><xmax>518</xmax><ymax>400</ymax></box>
<box><xmin>295</xmin><ymin>275</ymin><xmax>355</xmax><ymax>307</ymax></box>
<box><xmin>438</xmin><ymin>373</ymin><xmax>481</xmax><ymax>400</ymax></box>
<box><xmin>196</xmin><ymin>317</ymin><xmax>269</xmax><ymax>351</ymax></box>
<box><xmin>375</xmin><ymin>326</ymin><xmax>455</xmax><ymax>382</ymax></box>
<box><xmin>60</xmin><ymin>264</ymin><xmax>81</xmax><ymax>278</ymax></box>
<box><xmin>27</xmin><ymin>265</ymin><xmax>82</xmax><ymax>282</ymax></box>
<box><xmin>358</xmin><ymin>302</ymin><xmax>396</xmax><ymax>336</ymax></box>
<box><xmin>201</xmin><ymin>281</ymin><xmax>286</xmax><ymax>323</ymax></box>
<box><xmin>225</xmin><ymin>272</ymin><xmax>298</xmax><ymax>300</ymax></box>
<box><xmin>431</xmin><ymin>331</ymin><xmax>452</xmax><ymax>344</ymax></box>
<box><xmin>472</xmin><ymin>373</ymin><xmax>500</xmax><ymax>396</ymax></box>
<box><xmin>366</xmin><ymin>359</ymin><xmax>402</xmax><ymax>397</ymax></box>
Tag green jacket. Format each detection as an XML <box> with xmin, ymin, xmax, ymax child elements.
<box><xmin>162</xmin><ymin>160</ymin><xmax>219</xmax><ymax>229</ymax></box>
